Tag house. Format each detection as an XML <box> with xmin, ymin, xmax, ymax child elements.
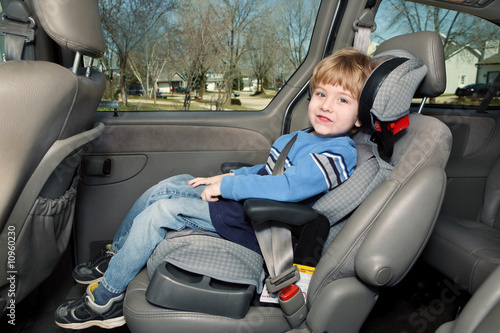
<box><xmin>206</xmin><ymin>73</ymin><xmax>224</xmax><ymax>91</ymax></box>
<box><xmin>477</xmin><ymin>52</ymin><xmax>500</xmax><ymax>85</ymax></box>
<box><xmin>157</xmin><ymin>72</ymin><xmax>187</xmax><ymax>93</ymax></box>
<box><xmin>444</xmin><ymin>46</ymin><xmax>481</xmax><ymax>94</ymax></box>
<box><xmin>242</xmin><ymin>76</ymin><xmax>258</xmax><ymax>92</ymax></box>
<box><xmin>446</xmin><ymin>40</ymin><xmax>499</xmax><ymax>94</ymax></box>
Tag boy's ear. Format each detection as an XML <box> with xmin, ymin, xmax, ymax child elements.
<box><xmin>355</xmin><ymin>118</ymin><xmax>362</xmax><ymax>127</ymax></box>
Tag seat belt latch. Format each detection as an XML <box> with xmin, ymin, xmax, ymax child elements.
<box><xmin>265</xmin><ymin>265</ymin><xmax>300</xmax><ymax>294</ymax></box>
<box><xmin>0</xmin><ymin>12</ymin><xmax>35</xmax><ymax>43</ymax></box>
<box><xmin>279</xmin><ymin>284</ymin><xmax>307</xmax><ymax>328</ymax></box>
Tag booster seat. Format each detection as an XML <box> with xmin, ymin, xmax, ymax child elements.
<box><xmin>123</xmin><ymin>31</ymin><xmax>452</xmax><ymax>333</ymax></box>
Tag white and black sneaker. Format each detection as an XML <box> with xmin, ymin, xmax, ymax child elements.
<box><xmin>55</xmin><ymin>282</ymin><xmax>125</xmax><ymax>329</ymax></box>
<box><xmin>72</xmin><ymin>244</ymin><xmax>115</xmax><ymax>284</ymax></box>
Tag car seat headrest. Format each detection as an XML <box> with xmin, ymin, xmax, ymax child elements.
<box><xmin>32</xmin><ymin>0</ymin><xmax>105</xmax><ymax>58</ymax></box>
<box><xmin>374</xmin><ymin>31</ymin><xmax>446</xmax><ymax>98</ymax></box>
<box><xmin>358</xmin><ymin>49</ymin><xmax>427</xmax><ymax>160</ymax></box>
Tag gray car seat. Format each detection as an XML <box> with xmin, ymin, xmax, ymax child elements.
<box><xmin>123</xmin><ymin>31</ymin><xmax>452</xmax><ymax>333</ymax></box>
<box><xmin>422</xmin><ymin>157</ymin><xmax>500</xmax><ymax>293</ymax></box>
<box><xmin>0</xmin><ymin>0</ymin><xmax>106</xmax><ymax>313</ymax></box>
<box><xmin>435</xmin><ymin>264</ymin><xmax>500</xmax><ymax>333</ymax></box>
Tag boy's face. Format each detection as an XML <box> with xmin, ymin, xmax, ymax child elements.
<box><xmin>308</xmin><ymin>83</ymin><xmax>361</xmax><ymax>138</ymax></box>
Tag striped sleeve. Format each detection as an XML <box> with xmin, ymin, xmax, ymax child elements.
<box><xmin>310</xmin><ymin>152</ymin><xmax>350</xmax><ymax>190</ymax></box>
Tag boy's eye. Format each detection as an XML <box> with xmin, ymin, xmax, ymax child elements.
<box><xmin>338</xmin><ymin>97</ymin><xmax>348</xmax><ymax>103</ymax></box>
<box><xmin>316</xmin><ymin>92</ymin><xmax>325</xmax><ymax>98</ymax></box>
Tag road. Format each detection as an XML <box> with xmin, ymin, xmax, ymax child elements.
<box><xmin>129</xmin><ymin>91</ymin><xmax>274</xmax><ymax>111</ymax></box>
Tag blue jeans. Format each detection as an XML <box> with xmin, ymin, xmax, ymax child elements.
<box><xmin>101</xmin><ymin>174</ymin><xmax>215</xmax><ymax>294</ymax></box>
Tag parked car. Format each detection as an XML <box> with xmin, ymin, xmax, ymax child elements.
<box><xmin>176</xmin><ymin>86</ymin><xmax>187</xmax><ymax>93</ymax></box>
<box><xmin>455</xmin><ymin>83</ymin><xmax>490</xmax><ymax>98</ymax></box>
<box><xmin>126</xmin><ymin>85</ymin><xmax>144</xmax><ymax>96</ymax></box>
<box><xmin>156</xmin><ymin>90</ymin><xmax>168</xmax><ymax>99</ymax></box>
<box><xmin>2</xmin><ymin>0</ymin><xmax>500</xmax><ymax>332</ymax></box>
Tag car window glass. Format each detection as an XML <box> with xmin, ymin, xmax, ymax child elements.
<box><xmin>96</xmin><ymin>0</ymin><xmax>321</xmax><ymax>112</ymax></box>
<box><xmin>374</xmin><ymin>0</ymin><xmax>500</xmax><ymax>110</ymax></box>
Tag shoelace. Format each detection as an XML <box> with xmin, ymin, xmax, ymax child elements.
<box><xmin>88</xmin><ymin>249</ymin><xmax>113</xmax><ymax>266</ymax></box>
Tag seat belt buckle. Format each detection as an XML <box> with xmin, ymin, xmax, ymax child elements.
<box><xmin>278</xmin><ymin>284</ymin><xmax>307</xmax><ymax>328</ymax></box>
<box><xmin>374</xmin><ymin>114</ymin><xmax>409</xmax><ymax>135</ymax></box>
<box><xmin>265</xmin><ymin>266</ymin><xmax>300</xmax><ymax>294</ymax></box>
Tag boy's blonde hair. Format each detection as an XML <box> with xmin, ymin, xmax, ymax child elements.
<box><xmin>310</xmin><ymin>48</ymin><xmax>373</xmax><ymax>100</ymax></box>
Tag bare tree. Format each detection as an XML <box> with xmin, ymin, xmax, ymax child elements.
<box><xmin>377</xmin><ymin>0</ymin><xmax>500</xmax><ymax>61</ymax></box>
<box><xmin>99</xmin><ymin>0</ymin><xmax>176</xmax><ymax>105</ymax></box>
<box><xmin>174</xmin><ymin>0</ymin><xmax>226</xmax><ymax>110</ymax></box>
<box><xmin>214</xmin><ymin>0</ymin><xmax>265</xmax><ymax>105</ymax></box>
<box><xmin>97</xmin><ymin>49</ymin><xmax>119</xmax><ymax>100</ymax></box>
<box><xmin>129</xmin><ymin>17</ymin><xmax>174</xmax><ymax>103</ymax></box>
<box><xmin>247</xmin><ymin>17</ymin><xmax>278</xmax><ymax>93</ymax></box>
<box><xmin>275</xmin><ymin>0</ymin><xmax>319</xmax><ymax>70</ymax></box>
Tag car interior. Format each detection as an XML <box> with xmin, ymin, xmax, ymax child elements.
<box><xmin>1</xmin><ymin>0</ymin><xmax>500</xmax><ymax>332</ymax></box>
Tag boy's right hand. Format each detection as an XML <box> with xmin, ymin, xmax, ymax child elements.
<box><xmin>187</xmin><ymin>174</ymin><xmax>230</xmax><ymax>188</ymax></box>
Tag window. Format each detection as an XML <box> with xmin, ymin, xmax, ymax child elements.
<box><xmin>487</xmin><ymin>71</ymin><xmax>500</xmax><ymax>84</ymax></box>
<box><xmin>375</xmin><ymin>0</ymin><xmax>500</xmax><ymax>108</ymax></box>
<box><xmin>97</xmin><ymin>0</ymin><xmax>321</xmax><ymax>112</ymax></box>
<box><xmin>0</xmin><ymin>3</ymin><xmax>3</xmax><ymax>63</ymax></box>
<box><xmin>459</xmin><ymin>75</ymin><xmax>468</xmax><ymax>86</ymax></box>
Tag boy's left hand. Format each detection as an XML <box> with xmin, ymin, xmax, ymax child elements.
<box><xmin>187</xmin><ymin>174</ymin><xmax>233</xmax><ymax>202</ymax></box>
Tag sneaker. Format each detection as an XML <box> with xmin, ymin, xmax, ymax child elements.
<box><xmin>55</xmin><ymin>282</ymin><xmax>125</xmax><ymax>329</ymax></box>
<box><xmin>73</xmin><ymin>244</ymin><xmax>115</xmax><ymax>284</ymax></box>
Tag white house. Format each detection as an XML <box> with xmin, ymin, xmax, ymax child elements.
<box><xmin>157</xmin><ymin>72</ymin><xmax>187</xmax><ymax>93</ymax></box>
<box><xmin>444</xmin><ymin>47</ymin><xmax>481</xmax><ymax>94</ymax></box>
<box><xmin>242</xmin><ymin>76</ymin><xmax>258</xmax><ymax>92</ymax></box>
<box><xmin>206</xmin><ymin>73</ymin><xmax>224</xmax><ymax>91</ymax></box>
<box><xmin>445</xmin><ymin>40</ymin><xmax>499</xmax><ymax>94</ymax></box>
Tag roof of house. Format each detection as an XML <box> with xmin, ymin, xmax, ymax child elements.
<box><xmin>477</xmin><ymin>52</ymin><xmax>500</xmax><ymax>65</ymax></box>
<box><xmin>158</xmin><ymin>72</ymin><xmax>187</xmax><ymax>83</ymax></box>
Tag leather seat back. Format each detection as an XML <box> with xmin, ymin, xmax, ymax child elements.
<box><xmin>0</xmin><ymin>0</ymin><xmax>106</xmax><ymax>308</ymax></box>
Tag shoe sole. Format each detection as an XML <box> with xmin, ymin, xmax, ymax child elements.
<box><xmin>55</xmin><ymin>316</ymin><xmax>126</xmax><ymax>329</ymax></box>
<box><xmin>73</xmin><ymin>276</ymin><xmax>103</xmax><ymax>285</ymax></box>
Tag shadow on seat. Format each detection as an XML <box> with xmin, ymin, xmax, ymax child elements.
<box><xmin>0</xmin><ymin>0</ymin><xmax>106</xmax><ymax>312</ymax></box>
<box><xmin>123</xmin><ymin>31</ymin><xmax>452</xmax><ymax>333</ymax></box>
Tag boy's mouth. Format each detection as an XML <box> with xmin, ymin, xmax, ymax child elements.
<box><xmin>317</xmin><ymin>115</ymin><xmax>332</xmax><ymax>123</ymax></box>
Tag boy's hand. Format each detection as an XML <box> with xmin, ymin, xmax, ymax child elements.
<box><xmin>200</xmin><ymin>182</ymin><xmax>222</xmax><ymax>202</ymax></box>
<box><xmin>187</xmin><ymin>174</ymin><xmax>234</xmax><ymax>202</ymax></box>
<box><xmin>188</xmin><ymin>174</ymin><xmax>225</xmax><ymax>187</ymax></box>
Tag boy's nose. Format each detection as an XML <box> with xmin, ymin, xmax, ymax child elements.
<box><xmin>321</xmin><ymin>101</ymin><xmax>333</xmax><ymax>113</ymax></box>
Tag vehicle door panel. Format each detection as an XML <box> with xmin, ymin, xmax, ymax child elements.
<box><xmin>75</xmin><ymin>112</ymin><xmax>276</xmax><ymax>263</ymax></box>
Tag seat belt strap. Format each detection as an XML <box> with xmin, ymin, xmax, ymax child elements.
<box><xmin>477</xmin><ymin>72</ymin><xmax>500</xmax><ymax>113</ymax></box>
<box><xmin>4</xmin><ymin>32</ymin><xmax>26</xmax><ymax>60</ymax></box>
<box><xmin>252</xmin><ymin>133</ymin><xmax>307</xmax><ymax>327</ymax></box>
<box><xmin>272</xmin><ymin>133</ymin><xmax>297</xmax><ymax>176</ymax></box>
<box><xmin>353</xmin><ymin>8</ymin><xmax>376</xmax><ymax>54</ymax></box>
<box><xmin>254</xmin><ymin>133</ymin><xmax>299</xmax><ymax>291</ymax></box>
<box><xmin>257</xmin><ymin>132</ymin><xmax>298</xmax><ymax>289</ymax></box>
<box><xmin>252</xmin><ymin>220</ymin><xmax>299</xmax><ymax>293</ymax></box>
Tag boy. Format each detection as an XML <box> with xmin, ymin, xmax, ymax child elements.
<box><xmin>55</xmin><ymin>48</ymin><xmax>373</xmax><ymax>329</ymax></box>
